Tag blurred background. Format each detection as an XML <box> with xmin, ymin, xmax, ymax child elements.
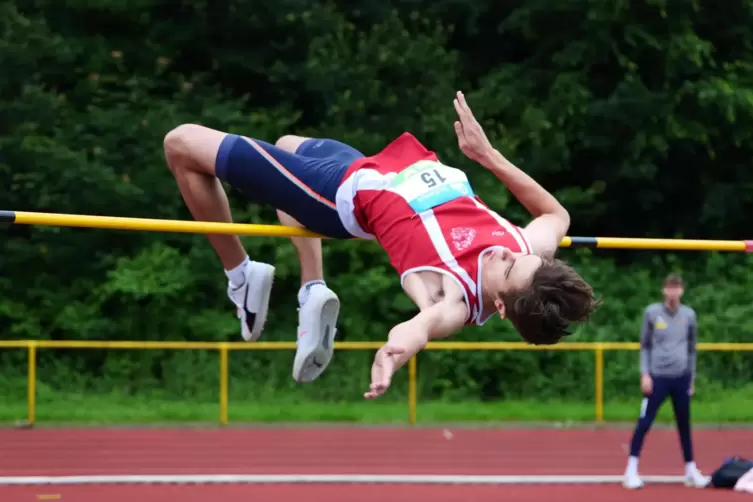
<box><xmin>2</xmin><ymin>0</ymin><xmax>753</xmax><ymax>426</ymax></box>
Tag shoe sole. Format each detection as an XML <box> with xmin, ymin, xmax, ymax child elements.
<box><xmin>622</xmin><ymin>482</ymin><xmax>643</xmax><ymax>490</ymax></box>
<box><xmin>684</xmin><ymin>479</ymin><xmax>708</xmax><ymax>488</ymax></box>
<box><xmin>292</xmin><ymin>291</ymin><xmax>340</xmax><ymax>383</ymax></box>
<box><xmin>244</xmin><ymin>264</ymin><xmax>275</xmax><ymax>342</ymax></box>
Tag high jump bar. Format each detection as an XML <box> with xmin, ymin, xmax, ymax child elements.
<box><xmin>2</xmin><ymin>210</ymin><xmax>752</xmax><ymax>252</ymax></box>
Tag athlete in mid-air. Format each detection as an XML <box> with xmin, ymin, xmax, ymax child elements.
<box><xmin>163</xmin><ymin>91</ymin><xmax>598</xmax><ymax>398</ymax></box>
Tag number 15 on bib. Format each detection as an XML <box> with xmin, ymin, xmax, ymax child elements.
<box><xmin>388</xmin><ymin>160</ymin><xmax>475</xmax><ymax>213</ymax></box>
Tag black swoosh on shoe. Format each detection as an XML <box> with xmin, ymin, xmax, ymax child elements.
<box><xmin>243</xmin><ymin>285</ymin><xmax>257</xmax><ymax>333</ymax></box>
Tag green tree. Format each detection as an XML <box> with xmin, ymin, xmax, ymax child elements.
<box><xmin>1</xmin><ymin>0</ymin><xmax>752</xmax><ymax>410</ymax></box>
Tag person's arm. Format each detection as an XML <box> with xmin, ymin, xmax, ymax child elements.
<box><xmin>640</xmin><ymin>307</ymin><xmax>654</xmax><ymax>394</ymax></box>
<box><xmin>478</xmin><ymin>150</ymin><xmax>570</xmax><ymax>256</ymax></box>
<box><xmin>640</xmin><ymin>308</ymin><xmax>653</xmax><ymax>376</ymax></box>
<box><xmin>688</xmin><ymin>310</ymin><xmax>698</xmax><ymax>382</ymax></box>
<box><xmin>478</xmin><ymin>149</ymin><xmax>569</xmax><ymax>224</ymax></box>
<box><xmin>364</xmin><ymin>299</ymin><xmax>467</xmax><ymax>399</ymax></box>
<box><xmin>451</xmin><ymin>90</ymin><xmax>569</xmax><ymax>256</ymax></box>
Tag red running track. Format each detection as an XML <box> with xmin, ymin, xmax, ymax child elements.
<box><xmin>0</xmin><ymin>427</ymin><xmax>750</xmax><ymax>475</ymax></box>
<box><xmin>0</xmin><ymin>428</ymin><xmax>751</xmax><ymax>501</ymax></box>
<box><xmin>3</xmin><ymin>484</ymin><xmax>750</xmax><ymax>502</ymax></box>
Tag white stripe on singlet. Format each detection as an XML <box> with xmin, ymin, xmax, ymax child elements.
<box><xmin>418</xmin><ymin>210</ymin><xmax>477</xmax><ymax>294</ymax></box>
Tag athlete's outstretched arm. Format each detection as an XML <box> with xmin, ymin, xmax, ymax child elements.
<box><xmin>452</xmin><ymin>90</ymin><xmax>570</xmax><ymax>255</ymax></box>
<box><xmin>364</xmin><ymin>300</ymin><xmax>467</xmax><ymax>399</ymax></box>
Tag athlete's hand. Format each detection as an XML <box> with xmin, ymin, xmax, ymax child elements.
<box><xmin>641</xmin><ymin>374</ymin><xmax>653</xmax><ymax>395</ymax></box>
<box><xmin>364</xmin><ymin>345</ymin><xmax>406</xmax><ymax>399</ymax></box>
<box><xmin>453</xmin><ymin>90</ymin><xmax>494</xmax><ymax>163</ymax></box>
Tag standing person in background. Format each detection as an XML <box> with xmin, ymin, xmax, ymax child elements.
<box><xmin>623</xmin><ymin>274</ymin><xmax>709</xmax><ymax>489</ymax></box>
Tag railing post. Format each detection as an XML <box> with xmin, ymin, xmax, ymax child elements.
<box><xmin>408</xmin><ymin>355</ymin><xmax>417</xmax><ymax>425</ymax></box>
<box><xmin>219</xmin><ymin>343</ymin><xmax>229</xmax><ymax>426</ymax></box>
<box><xmin>27</xmin><ymin>341</ymin><xmax>37</xmax><ymax>426</ymax></box>
<box><xmin>595</xmin><ymin>344</ymin><xmax>604</xmax><ymax>424</ymax></box>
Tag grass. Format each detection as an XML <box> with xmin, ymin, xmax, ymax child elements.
<box><xmin>2</xmin><ymin>389</ymin><xmax>753</xmax><ymax>426</ymax></box>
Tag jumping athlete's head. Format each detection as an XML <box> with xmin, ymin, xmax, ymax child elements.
<box><xmin>482</xmin><ymin>249</ymin><xmax>598</xmax><ymax>344</ymax></box>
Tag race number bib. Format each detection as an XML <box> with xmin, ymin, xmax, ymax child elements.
<box><xmin>387</xmin><ymin>160</ymin><xmax>474</xmax><ymax>213</ymax></box>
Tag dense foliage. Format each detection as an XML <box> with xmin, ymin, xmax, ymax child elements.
<box><xmin>2</xmin><ymin>0</ymin><xmax>753</xmax><ymax>405</ymax></box>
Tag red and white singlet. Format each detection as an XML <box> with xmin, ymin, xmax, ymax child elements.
<box><xmin>335</xmin><ymin>132</ymin><xmax>533</xmax><ymax>326</ymax></box>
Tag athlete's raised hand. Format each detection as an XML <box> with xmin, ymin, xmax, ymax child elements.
<box><xmin>364</xmin><ymin>344</ymin><xmax>406</xmax><ymax>399</ymax></box>
<box><xmin>453</xmin><ymin>90</ymin><xmax>494</xmax><ymax>163</ymax></box>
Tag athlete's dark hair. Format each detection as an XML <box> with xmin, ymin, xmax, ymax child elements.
<box><xmin>500</xmin><ymin>257</ymin><xmax>600</xmax><ymax>345</ymax></box>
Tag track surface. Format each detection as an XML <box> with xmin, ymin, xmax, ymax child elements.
<box><xmin>1</xmin><ymin>428</ymin><xmax>751</xmax><ymax>500</ymax></box>
<box><xmin>4</xmin><ymin>484</ymin><xmax>750</xmax><ymax>502</ymax></box>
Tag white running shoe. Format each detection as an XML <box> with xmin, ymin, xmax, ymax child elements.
<box><xmin>227</xmin><ymin>261</ymin><xmax>275</xmax><ymax>342</ymax></box>
<box><xmin>292</xmin><ymin>285</ymin><xmax>340</xmax><ymax>383</ymax></box>
<box><xmin>685</xmin><ymin>468</ymin><xmax>710</xmax><ymax>488</ymax></box>
<box><xmin>622</xmin><ymin>471</ymin><xmax>644</xmax><ymax>490</ymax></box>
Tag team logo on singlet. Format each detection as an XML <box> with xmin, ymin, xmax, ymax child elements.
<box><xmin>451</xmin><ymin>227</ymin><xmax>476</xmax><ymax>251</ymax></box>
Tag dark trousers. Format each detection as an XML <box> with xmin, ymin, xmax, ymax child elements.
<box><xmin>629</xmin><ymin>373</ymin><xmax>694</xmax><ymax>462</ymax></box>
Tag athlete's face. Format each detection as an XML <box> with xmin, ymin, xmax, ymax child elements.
<box><xmin>484</xmin><ymin>248</ymin><xmax>543</xmax><ymax>318</ymax></box>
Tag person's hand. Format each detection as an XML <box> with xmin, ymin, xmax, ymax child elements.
<box><xmin>689</xmin><ymin>381</ymin><xmax>695</xmax><ymax>397</ymax></box>
<box><xmin>641</xmin><ymin>374</ymin><xmax>653</xmax><ymax>395</ymax></box>
<box><xmin>364</xmin><ymin>345</ymin><xmax>405</xmax><ymax>399</ymax></box>
<box><xmin>453</xmin><ymin>90</ymin><xmax>494</xmax><ymax>163</ymax></box>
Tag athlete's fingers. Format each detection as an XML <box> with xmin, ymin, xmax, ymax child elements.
<box><xmin>365</xmin><ymin>381</ymin><xmax>386</xmax><ymax>399</ymax></box>
<box><xmin>456</xmin><ymin>90</ymin><xmax>467</xmax><ymax>110</ymax></box>
<box><xmin>455</xmin><ymin>99</ymin><xmax>478</xmax><ymax>135</ymax></box>
<box><xmin>454</xmin><ymin>121</ymin><xmax>464</xmax><ymax>137</ymax></box>
<box><xmin>383</xmin><ymin>346</ymin><xmax>405</xmax><ymax>356</ymax></box>
<box><xmin>456</xmin><ymin>91</ymin><xmax>473</xmax><ymax>116</ymax></box>
<box><xmin>457</xmin><ymin>92</ymin><xmax>482</xmax><ymax>132</ymax></box>
<box><xmin>454</xmin><ymin>96</ymin><xmax>472</xmax><ymax>121</ymax></box>
<box><xmin>453</xmin><ymin>98</ymin><xmax>464</xmax><ymax>119</ymax></box>
<box><xmin>365</xmin><ymin>389</ymin><xmax>384</xmax><ymax>399</ymax></box>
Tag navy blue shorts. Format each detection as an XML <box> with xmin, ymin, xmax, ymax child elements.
<box><xmin>215</xmin><ymin>135</ymin><xmax>364</xmax><ymax>238</ymax></box>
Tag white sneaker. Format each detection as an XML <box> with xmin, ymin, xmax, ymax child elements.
<box><xmin>623</xmin><ymin>471</ymin><xmax>644</xmax><ymax>490</ymax></box>
<box><xmin>227</xmin><ymin>261</ymin><xmax>275</xmax><ymax>341</ymax></box>
<box><xmin>292</xmin><ymin>285</ymin><xmax>340</xmax><ymax>383</ymax></box>
<box><xmin>685</xmin><ymin>469</ymin><xmax>710</xmax><ymax>488</ymax></box>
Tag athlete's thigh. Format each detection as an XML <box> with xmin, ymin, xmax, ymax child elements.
<box><xmin>216</xmin><ymin>134</ymin><xmax>352</xmax><ymax>238</ymax></box>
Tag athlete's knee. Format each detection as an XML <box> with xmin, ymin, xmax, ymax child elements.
<box><xmin>164</xmin><ymin>124</ymin><xmax>204</xmax><ymax>161</ymax></box>
<box><xmin>164</xmin><ymin>124</ymin><xmax>200</xmax><ymax>169</ymax></box>
<box><xmin>163</xmin><ymin>124</ymin><xmax>227</xmax><ymax>176</ymax></box>
<box><xmin>275</xmin><ymin>135</ymin><xmax>309</xmax><ymax>153</ymax></box>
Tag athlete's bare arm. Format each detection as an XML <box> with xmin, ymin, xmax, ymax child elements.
<box><xmin>364</xmin><ymin>274</ymin><xmax>467</xmax><ymax>399</ymax></box>
<box><xmin>481</xmin><ymin>151</ymin><xmax>569</xmax><ymax>256</ymax></box>
<box><xmin>453</xmin><ymin>90</ymin><xmax>570</xmax><ymax>256</ymax></box>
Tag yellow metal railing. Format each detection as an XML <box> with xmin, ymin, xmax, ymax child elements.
<box><xmin>2</xmin><ymin>340</ymin><xmax>752</xmax><ymax>426</ymax></box>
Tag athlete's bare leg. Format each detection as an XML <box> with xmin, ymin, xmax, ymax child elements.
<box><xmin>164</xmin><ymin>126</ymin><xmax>338</xmax><ymax>381</ymax></box>
<box><xmin>163</xmin><ymin>124</ymin><xmax>246</xmax><ymax>270</ymax></box>
<box><xmin>273</xmin><ymin>134</ymin><xmax>339</xmax><ymax>383</ymax></box>
<box><xmin>274</xmin><ymin>135</ymin><xmax>325</xmax><ymax>286</ymax></box>
<box><xmin>163</xmin><ymin>124</ymin><xmax>275</xmax><ymax>343</ymax></box>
